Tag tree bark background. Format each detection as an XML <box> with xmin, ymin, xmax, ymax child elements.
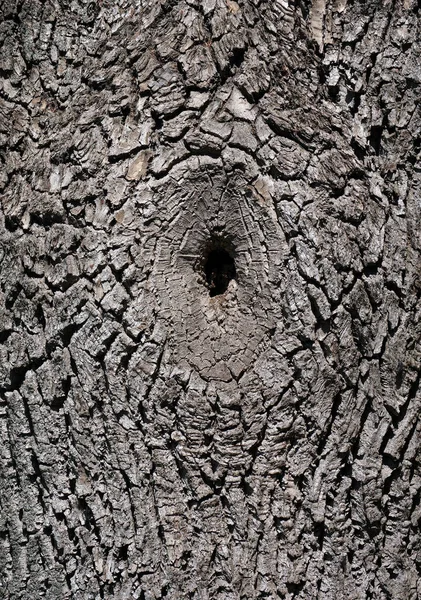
<box><xmin>1</xmin><ymin>0</ymin><xmax>421</xmax><ymax>598</ymax></box>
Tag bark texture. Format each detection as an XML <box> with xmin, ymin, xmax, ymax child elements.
<box><xmin>1</xmin><ymin>0</ymin><xmax>421</xmax><ymax>598</ymax></box>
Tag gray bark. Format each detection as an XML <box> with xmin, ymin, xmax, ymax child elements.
<box><xmin>1</xmin><ymin>0</ymin><xmax>421</xmax><ymax>598</ymax></box>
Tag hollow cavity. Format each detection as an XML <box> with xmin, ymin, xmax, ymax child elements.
<box><xmin>204</xmin><ymin>247</ymin><xmax>236</xmax><ymax>297</ymax></box>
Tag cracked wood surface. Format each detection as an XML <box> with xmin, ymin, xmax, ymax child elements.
<box><xmin>1</xmin><ymin>0</ymin><xmax>421</xmax><ymax>598</ymax></box>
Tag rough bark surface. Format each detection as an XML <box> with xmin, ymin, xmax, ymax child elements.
<box><xmin>1</xmin><ymin>0</ymin><xmax>421</xmax><ymax>598</ymax></box>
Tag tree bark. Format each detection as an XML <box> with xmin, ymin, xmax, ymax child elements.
<box><xmin>1</xmin><ymin>0</ymin><xmax>421</xmax><ymax>598</ymax></box>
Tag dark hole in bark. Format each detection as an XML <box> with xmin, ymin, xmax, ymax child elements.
<box><xmin>204</xmin><ymin>247</ymin><xmax>236</xmax><ymax>297</ymax></box>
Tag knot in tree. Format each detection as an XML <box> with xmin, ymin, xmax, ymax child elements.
<box><xmin>2</xmin><ymin>1</ymin><xmax>420</xmax><ymax>599</ymax></box>
<box><xmin>201</xmin><ymin>237</ymin><xmax>236</xmax><ymax>297</ymax></box>
<box><xmin>204</xmin><ymin>247</ymin><xmax>236</xmax><ymax>297</ymax></box>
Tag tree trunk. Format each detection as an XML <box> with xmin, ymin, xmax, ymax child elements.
<box><xmin>1</xmin><ymin>0</ymin><xmax>420</xmax><ymax>598</ymax></box>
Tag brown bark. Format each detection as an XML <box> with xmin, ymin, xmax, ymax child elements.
<box><xmin>1</xmin><ymin>0</ymin><xmax>421</xmax><ymax>598</ymax></box>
